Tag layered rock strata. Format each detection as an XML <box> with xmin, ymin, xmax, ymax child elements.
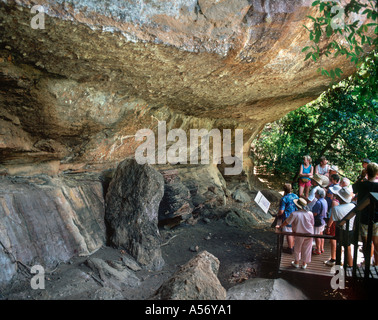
<box><xmin>0</xmin><ymin>174</ymin><xmax>106</xmax><ymax>286</ymax></box>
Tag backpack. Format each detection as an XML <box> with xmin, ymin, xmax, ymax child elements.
<box><xmin>314</xmin><ymin>200</ymin><xmax>325</xmax><ymax>227</ymax></box>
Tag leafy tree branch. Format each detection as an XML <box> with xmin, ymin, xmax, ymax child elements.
<box><xmin>303</xmin><ymin>0</ymin><xmax>377</xmax><ymax>79</ymax></box>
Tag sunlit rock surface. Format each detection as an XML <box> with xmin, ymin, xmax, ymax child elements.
<box><xmin>1</xmin><ymin>0</ymin><xmax>372</xmax><ymax>174</ymax></box>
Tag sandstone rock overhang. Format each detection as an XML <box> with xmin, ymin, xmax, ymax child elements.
<box><xmin>0</xmin><ymin>0</ymin><xmax>373</xmax><ymax>173</ymax></box>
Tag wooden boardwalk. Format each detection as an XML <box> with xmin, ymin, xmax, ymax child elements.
<box><xmin>278</xmin><ymin>237</ymin><xmax>370</xmax><ymax>278</ymax></box>
<box><xmin>346</xmin><ymin>265</ymin><xmax>378</xmax><ymax>280</ymax></box>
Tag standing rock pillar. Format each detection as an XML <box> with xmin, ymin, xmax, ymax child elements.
<box><xmin>105</xmin><ymin>158</ymin><xmax>165</xmax><ymax>271</ymax></box>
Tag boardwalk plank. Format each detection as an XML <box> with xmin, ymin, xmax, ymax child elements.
<box><xmin>278</xmin><ymin>237</ymin><xmax>373</xmax><ymax>278</ymax></box>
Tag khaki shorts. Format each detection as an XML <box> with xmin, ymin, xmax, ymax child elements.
<box><xmin>360</xmin><ymin>222</ymin><xmax>378</xmax><ymax>237</ymax></box>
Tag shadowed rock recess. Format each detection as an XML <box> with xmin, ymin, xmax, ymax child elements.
<box><xmin>0</xmin><ymin>0</ymin><xmax>373</xmax><ymax>293</ymax></box>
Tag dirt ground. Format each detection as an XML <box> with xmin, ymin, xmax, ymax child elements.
<box><xmin>2</xmin><ymin>215</ymin><xmax>372</xmax><ymax>300</ymax></box>
<box><xmin>0</xmin><ymin>216</ymin><xmax>276</xmax><ymax>300</ymax></box>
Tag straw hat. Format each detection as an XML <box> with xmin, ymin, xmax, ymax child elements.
<box><xmin>311</xmin><ymin>173</ymin><xmax>329</xmax><ymax>188</ymax></box>
<box><xmin>294</xmin><ymin>197</ymin><xmax>308</xmax><ymax>210</ymax></box>
<box><xmin>311</xmin><ymin>173</ymin><xmax>322</xmax><ymax>186</ymax></box>
<box><xmin>320</xmin><ymin>175</ymin><xmax>330</xmax><ymax>187</ymax></box>
<box><xmin>329</xmin><ymin>186</ymin><xmax>353</xmax><ymax>203</ymax></box>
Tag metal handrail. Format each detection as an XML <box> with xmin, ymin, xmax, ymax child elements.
<box><xmin>338</xmin><ymin>194</ymin><xmax>370</xmax><ymax>227</ymax></box>
<box><xmin>275</xmin><ymin>229</ymin><xmax>336</xmax><ymax>239</ymax></box>
<box><xmin>275</xmin><ymin>229</ymin><xmax>337</xmax><ymax>276</ymax></box>
<box><xmin>336</xmin><ymin>192</ymin><xmax>377</xmax><ymax>280</ymax></box>
<box><xmin>275</xmin><ymin>192</ymin><xmax>377</xmax><ymax>281</ymax></box>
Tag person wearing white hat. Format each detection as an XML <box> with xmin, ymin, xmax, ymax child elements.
<box><xmin>324</xmin><ymin>186</ymin><xmax>356</xmax><ymax>267</ymax></box>
<box><xmin>325</xmin><ymin>174</ymin><xmax>340</xmax><ymax>213</ymax></box>
<box><xmin>306</xmin><ymin>174</ymin><xmax>329</xmax><ymax>211</ymax></box>
<box><xmin>277</xmin><ymin>197</ymin><xmax>314</xmax><ymax>269</ymax></box>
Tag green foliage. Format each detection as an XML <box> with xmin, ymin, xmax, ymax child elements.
<box><xmin>254</xmin><ymin>51</ymin><xmax>378</xmax><ymax>181</ymax></box>
<box><xmin>303</xmin><ymin>0</ymin><xmax>378</xmax><ymax>79</ymax></box>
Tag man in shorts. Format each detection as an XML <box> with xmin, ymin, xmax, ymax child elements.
<box><xmin>312</xmin><ymin>188</ymin><xmax>328</xmax><ymax>255</ymax></box>
<box><xmin>325</xmin><ymin>186</ymin><xmax>355</xmax><ymax>267</ymax></box>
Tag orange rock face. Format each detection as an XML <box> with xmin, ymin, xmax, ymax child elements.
<box><xmin>0</xmin><ymin>0</ymin><xmax>373</xmax><ymax>174</ymax></box>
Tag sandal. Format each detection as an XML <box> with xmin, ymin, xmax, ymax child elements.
<box><xmin>312</xmin><ymin>249</ymin><xmax>321</xmax><ymax>255</ymax></box>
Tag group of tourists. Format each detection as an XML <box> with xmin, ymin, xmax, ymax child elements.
<box><xmin>275</xmin><ymin>156</ymin><xmax>378</xmax><ymax>270</ymax></box>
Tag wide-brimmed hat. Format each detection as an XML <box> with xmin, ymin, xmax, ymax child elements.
<box><xmin>329</xmin><ymin>165</ymin><xmax>339</xmax><ymax>172</ymax></box>
<box><xmin>294</xmin><ymin>197</ymin><xmax>308</xmax><ymax>210</ymax></box>
<box><xmin>329</xmin><ymin>186</ymin><xmax>353</xmax><ymax>203</ymax></box>
<box><xmin>311</xmin><ymin>173</ymin><xmax>329</xmax><ymax>188</ymax></box>
<box><xmin>311</xmin><ymin>173</ymin><xmax>322</xmax><ymax>186</ymax></box>
<box><xmin>327</xmin><ymin>184</ymin><xmax>341</xmax><ymax>195</ymax></box>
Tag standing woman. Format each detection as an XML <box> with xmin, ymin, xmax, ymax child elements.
<box><xmin>299</xmin><ymin>155</ymin><xmax>314</xmax><ymax>199</ymax></box>
<box><xmin>277</xmin><ymin>197</ymin><xmax>315</xmax><ymax>269</ymax></box>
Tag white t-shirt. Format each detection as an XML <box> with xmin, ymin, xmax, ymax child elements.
<box><xmin>285</xmin><ymin>210</ymin><xmax>314</xmax><ymax>234</ymax></box>
<box><xmin>316</xmin><ymin>164</ymin><xmax>329</xmax><ymax>175</ymax></box>
<box><xmin>330</xmin><ymin>203</ymin><xmax>355</xmax><ymax>231</ymax></box>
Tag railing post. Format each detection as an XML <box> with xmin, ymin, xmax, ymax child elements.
<box><xmin>344</xmin><ymin>220</ymin><xmax>350</xmax><ymax>268</ymax></box>
<box><xmin>276</xmin><ymin>232</ymin><xmax>283</xmax><ymax>276</ymax></box>
<box><xmin>364</xmin><ymin>193</ymin><xmax>375</xmax><ymax>281</ymax></box>
<box><xmin>336</xmin><ymin>224</ymin><xmax>342</xmax><ymax>266</ymax></box>
<box><xmin>352</xmin><ymin>212</ymin><xmax>360</xmax><ymax>278</ymax></box>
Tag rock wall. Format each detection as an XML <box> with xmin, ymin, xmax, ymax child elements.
<box><xmin>0</xmin><ymin>0</ymin><xmax>374</xmax><ymax>175</ymax></box>
<box><xmin>0</xmin><ymin>174</ymin><xmax>106</xmax><ymax>286</ymax></box>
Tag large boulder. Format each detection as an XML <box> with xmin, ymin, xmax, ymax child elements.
<box><xmin>105</xmin><ymin>159</ymin><xmax>165</xmax><ymax>271</ymax></box>
<box><xmin>152</xmin><ymin>251</ymin><xmax>226</xmax><ymax>300</ymax></box>
<box><xmin>226</xmin><ymin>277</ymin><xmax>308</xmax><ymax>300</ymax></box>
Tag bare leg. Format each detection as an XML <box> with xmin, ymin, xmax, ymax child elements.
<box><xmin>304</xmin><ymin>185</ymin><xmax>310</xmax><ymax>199</ymax></box>
<box><xmin>330</xmin><ymin>239</ymin><xmax>336</xmax><ymax>260</ymax></box>
<box><xmin>299</xmin><ymin>185</ymin><xmax>304</xmax><ymax>198</ymax></box>
<box><xmin>287</xmin><ymin>235</ymin><xmax>294</xmax><ymax>250</ymax></box>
